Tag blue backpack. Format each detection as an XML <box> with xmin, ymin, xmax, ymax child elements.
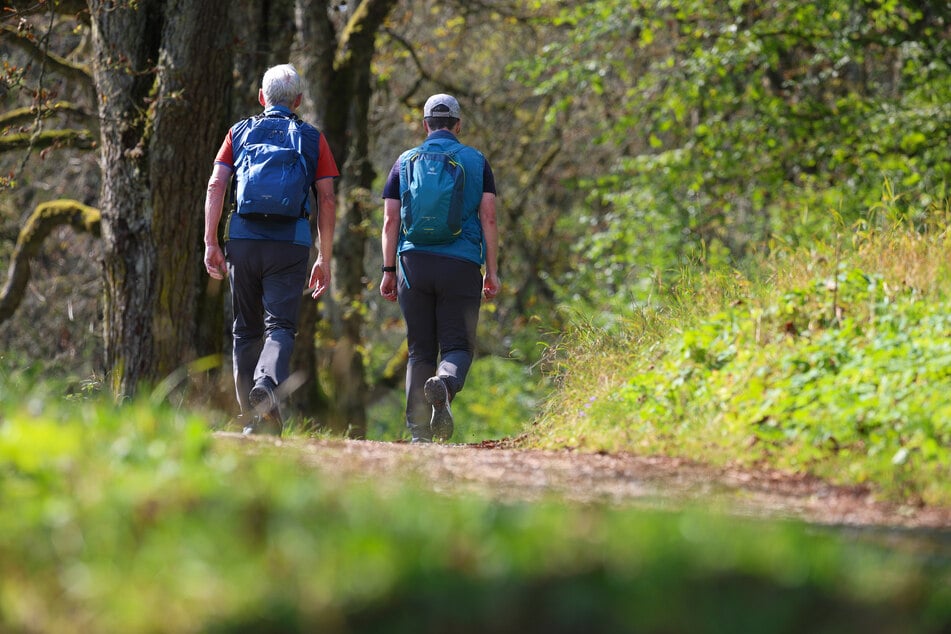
<box><xmin>232</xmin><ymin>113</ymin><xmax>315</xmax><ymax>220</ymax></box>
<box><xmin>399</xmin><ymin>147</ymin><xmax>466</xmax><ymax>244</ymax></box>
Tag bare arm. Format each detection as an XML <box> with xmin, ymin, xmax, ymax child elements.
<box><xmin>203</xmin><ymin>163</ymin><xmax>232</xmax><ymax>280</ymax></box>
<box><xmin>379</xmin><ymin>197</ymin><xmax>401</xmax><ymax>302</ymax></box>
<box><xmin>479</xmin><ymin>192</ymin><xmax>500</xmax><ymax>299</ymax></box>
<box><xmin>308</xmin><ymin>177</ymin><xmax>337</xmax><ymax>298</ymax></box>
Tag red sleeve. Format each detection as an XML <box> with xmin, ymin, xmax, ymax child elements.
<box><xmin>315</xmin><ymin>133</ymin><xmax>339</xmax><ymax>180</ymax></box>
<box><xmin>214</xmin><ymin>129</ymin><xmax>234</xmax><ymax>167</ymax></box>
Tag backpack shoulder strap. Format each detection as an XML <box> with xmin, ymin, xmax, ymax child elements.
<box><xmin>398</xmin><ymin>148</ymin><xmax>421</xmax><ymax>197</ymax></box>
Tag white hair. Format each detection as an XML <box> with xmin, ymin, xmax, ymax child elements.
<box><xmin>261</xmin><ymin>64</ymin><xmax>302</xmax><ymax>107</ymax></box>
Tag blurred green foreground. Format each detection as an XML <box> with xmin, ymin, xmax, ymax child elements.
<box><xmin>0</xmin><ymin>399</ymin><xmax>949</xmax><ymax>634</ymax></box>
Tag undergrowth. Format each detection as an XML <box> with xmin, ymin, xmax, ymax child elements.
<box><xmin>534</xmin><ymin>216</ymin><xmax>951</xmax><ymax>505</ymax></box>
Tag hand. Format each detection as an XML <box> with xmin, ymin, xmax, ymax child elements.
<box><xmin>380</xmin><ymin>272</ymin><xmax>398</xmax><ymax>302</ymax></box>
<box><xmin>483</xmin><ymin>272</ymin><xmax>500</xmax><ymax>300</ymax></box>
<box><xmin>204</xmin><ymin>245</ymin><xmax>227</xmax><ymax>280</ymax></box>
<box><xmin>309</xmin><ymin>258</ymin><xmax>331</xmax><ymax>298</ymax></box>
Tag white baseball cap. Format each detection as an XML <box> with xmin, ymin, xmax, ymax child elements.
<box><xmin>423</xmin><ymin>94</ymin><xmax>460</xmax><ymax>119</ymax></box>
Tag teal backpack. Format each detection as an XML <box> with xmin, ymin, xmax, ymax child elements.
<box><xmin>399</xmin><ymin>146</ymin><xmax>466</xmax><ymax>245</ymax></box>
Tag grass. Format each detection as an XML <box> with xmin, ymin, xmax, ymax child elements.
<box><xmin>531</xmin><ymin>218</ymin><xmax>951</xmax><ymax>505</ymax></box>
<box><xmin>1</xmin><ymin>392</ymin><xmax>950</xmax><ymax>632</ymax></box>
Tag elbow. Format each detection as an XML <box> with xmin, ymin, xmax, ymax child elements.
<box><xmin>206</xmin><ymin>172</ymin><xmax>230</xmax><ymax>197</ymax></box>
<box><xmin>320</xmin><ymin>197</ymin><xmax>337</xmax><ymax>213</ymax></box>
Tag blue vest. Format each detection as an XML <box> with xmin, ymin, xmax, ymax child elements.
<box><xmin>398</xmin><ymin>132</ymin><xmax>487</xmax><ymax>266</ymax></box>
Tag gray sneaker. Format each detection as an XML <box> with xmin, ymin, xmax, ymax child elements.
<box><xmin>407</xmin><ymin>422</ymin><xmax>433</xmax><ymax>444</ymax></box>
<box><xmin>424</xmin><ymin>376</ymin><xmax>453</xmax><ymax>441</ymax></box>
<box><xmin>246</xmin><ymin>379</ymin><xmax>283</xmax><ymax>436</ymax></box>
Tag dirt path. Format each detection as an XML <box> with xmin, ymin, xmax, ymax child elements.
<box><xmin>219</xmin><ymin>433</ymin><xmax>951</xmax><ymax>535</ymax></box>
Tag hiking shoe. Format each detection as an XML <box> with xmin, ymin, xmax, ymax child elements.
<box><xmin>241</xmin><ymin>415</ymin><xmax>282</xmax><ymax>437</ymax></box>
<box><xmin>424</xmin><ymin>376</ymin><xmax>453</xmax><ymax>441</ymax></box>
<box><xmin>408</xmin><ymin>422</ymin><xmax>433</xmax><ymax>444</ymax></box>
<box><xmin>247</xmin><ymin>379</ymin><xmax>283</xmax><ymax>436</ymax></box>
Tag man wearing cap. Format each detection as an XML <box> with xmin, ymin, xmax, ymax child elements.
<box><xmin>379</xmin><ymin>94</ymin><xmax>500</xmax><ymax>443</ymax></box>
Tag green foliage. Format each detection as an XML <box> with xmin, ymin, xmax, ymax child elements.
<box><xmin>535</xmin><ymin>224</ymin><xmax>951</xmax><ymax>504</ymax></box>
<box><xmin>1</xmin><ymin>391</ymin><xmax>950</xmax><ymax>632</ymax></box>
<box><xmin>508</xmin><ymin>0</ymin><xmax>950</xmax><ymax>314</ymax></box>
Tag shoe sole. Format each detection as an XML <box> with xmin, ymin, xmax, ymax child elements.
<box><xmin>249</xmin><ymin>385</ymin><xmax>283</xmax><ymax>436</ymax></box>
<box><xmin>424</xmin><ymin>377</ymin><xmax>454</xmax><ymax>441</ymax></box>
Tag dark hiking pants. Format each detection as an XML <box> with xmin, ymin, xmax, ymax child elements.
<box><xmin>226</xmin><ymin>239</ymin><xmax>309</xmax><ymax>414</ymax></box>
<box><xmin>397</xmin><ymin>251</ymin><xmax>482</xmax><ymax>432</ymax></box>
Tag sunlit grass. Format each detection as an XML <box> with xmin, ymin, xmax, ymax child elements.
<box><xmin>532</xmin><ymin>211</ymin><xmax>951</xmax><ymax>504</ymax></box>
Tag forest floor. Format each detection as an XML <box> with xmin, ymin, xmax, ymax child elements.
<box><xmin>219</xmin><ymin>432</ymin><xmax>951</xmax><ymax>544</ymax></box>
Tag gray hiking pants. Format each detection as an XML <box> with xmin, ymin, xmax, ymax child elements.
<box><xmin>397</xmin><ymin>251</ymin><xmax>483</xmax><ymax>431</ymax></box>
<box><xmin>226</xmin><ymin>239</ymin><xmax>309</xmax><ymax>414</ymax></box>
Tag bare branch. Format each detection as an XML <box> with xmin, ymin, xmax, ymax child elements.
<box><xmin>0</xmin><ymin>101</ymin><xmax>96</xmax><ymax>131</ymax></box>
<box><xmin>4</xmin><ymin>1</ymin><xmax>88</xmax><ymax>18</ymax></box>
<box><xmin>382</xmin><ymin>28</ymin><xmax>474</xmax><ymax>101</ymax></box>
<box><xmin>1</xmin><ymin>24</ymin><xmax>95</xmax><ymax>94</ymax></box>
<box><xmin>509</xmin><ymin>138</ymin><xmax>562</xmax><ymax>221</ymax></box>
<box><xmin>0</xmin><ymin>128</ymin><xmax>96</xmax><ymax>153</ymax></box>
<box><xmin>0</xmin><ymin>199</ymin><xmax>101</xmax><ymax>325</ymax></box>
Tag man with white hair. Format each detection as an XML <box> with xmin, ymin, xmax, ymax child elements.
<box><xmin>204</xmin><ymin>64</ymin><xmax>339</xmax><ymax>435</ymax></box>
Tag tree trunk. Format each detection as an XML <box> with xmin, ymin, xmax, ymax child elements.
<box><xmin>90</xmin><ymin>0</ymin><xmax>236</xmax><ymax>398</ymax></box>
<box><xmin>232</xmin><ymin>0</ymin><xmax>297</xmax><ymax>115</ymax></box>
<box><xmin>150</xmin><ymin>0</ymin><xmax>233</xmax><ymax>375</ymax></box>
<box><xmin>328</xmin><ymin>56</ymin><xmax>377</xmax><ymax>438</ymax></box>
<box><xmin>89</xmin><ymin>0</ymin><xmax>163</xmax><ymax>398</ymax></box>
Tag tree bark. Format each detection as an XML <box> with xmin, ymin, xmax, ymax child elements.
<box><xmin>285</xmin><ymin>0</ymin><xmax>335</xmax><ymax>423</ymax></box>
<box><xmin>89</xmin><ymin>0</ymin><xmax>235</xmax><ymax>398</ymax></box>
<box><xmin>89</xmin><ymin>0</ymin><xmax>163</xmax><ymax>398</ymax></box>
<box><xmin>149</xmin><ymin>0</ymin><xmax>233</xmax><ymax>374</ymax></box>
<box><xmin>328</xmin><ymin>54</ymin><xmax>377</xmax><ymax>438</ymax></box>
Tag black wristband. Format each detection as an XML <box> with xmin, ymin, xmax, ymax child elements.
<box><xmin>381</xmin><ymin>265</ymin><xmax>396</xmax><ymax>273</ymax></box>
